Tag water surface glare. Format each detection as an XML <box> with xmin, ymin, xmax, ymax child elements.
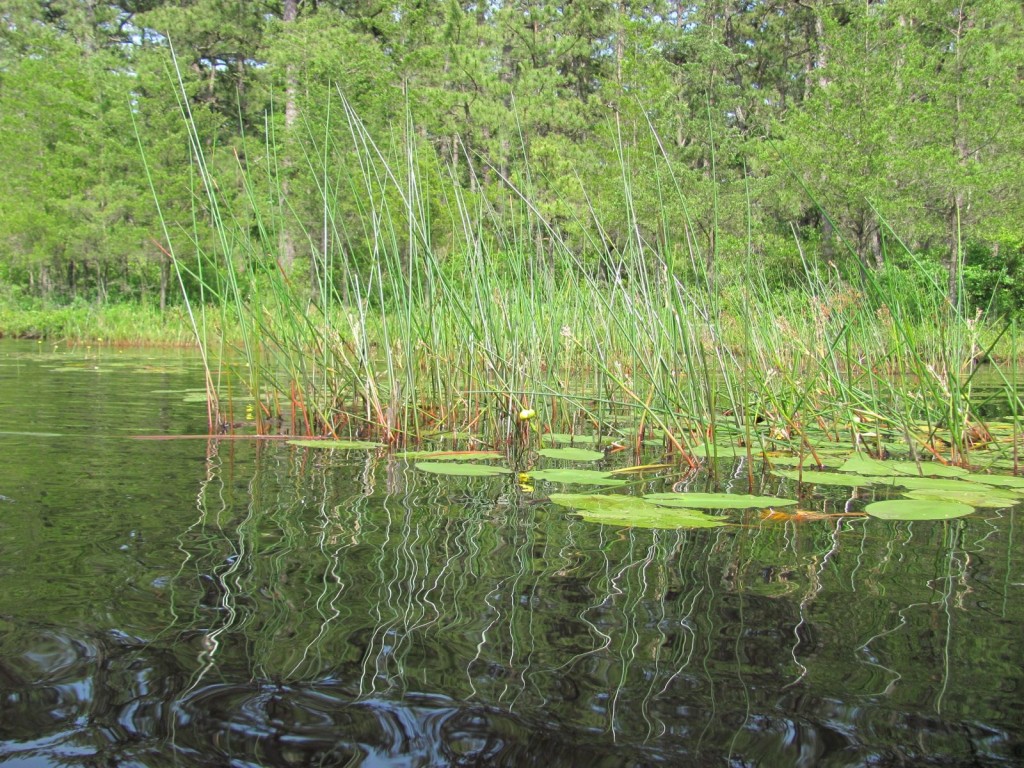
<box><xmin>0</xmin><ymin>340</ymin><xmax>1022</xmax><ymax>766</ymax></box>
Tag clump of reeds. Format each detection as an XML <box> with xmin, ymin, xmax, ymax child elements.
<box><xmin>140</xmin><ymin>69</ymin><xmax>1021</xmax><ymax>469</ymax></box>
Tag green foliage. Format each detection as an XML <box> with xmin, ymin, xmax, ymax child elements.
<box><xmin>963</xmin><ymin>239</ymin><xmax>1024</xmax><ymax>317</ymax></box>
<box><xmin>0</xmin><ymin>0</ymin><xmax>1021</xmax><ymax>323</ymax></box>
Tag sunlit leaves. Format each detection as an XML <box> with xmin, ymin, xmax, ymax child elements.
<box><xmin>644</xmin><ymin>492</ymin><xmax>797</xmax><ymax>509</ymax></box>
<box><xmin>416</xmin><ymin>462</ymin><xmax>512</xmax><ymax>477</ymax></box>
<box><xmin>538</xmin><ymin>447</ymin><xmax>605</xmax><ymax>462</ymax></box>
<box><xmin>549</xmin><ymin>493</ymin><xmax>728</xmax><ymax>529</ymax></box>
<box><xmin>865</xmin><ymin>499</ymin><xmax>974</xmax><ymax>521</ymax></box>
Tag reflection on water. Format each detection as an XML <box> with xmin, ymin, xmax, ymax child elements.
<box><xmin>0</xmin><ymin>341</ymin><xmax>1023</xmax><ymax>766</ymax></box>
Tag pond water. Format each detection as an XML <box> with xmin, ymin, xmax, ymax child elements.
<box><xmin>0</xmin><ymin>339</ymin><xmax>1022</xmax><ymax>767</ymax></box>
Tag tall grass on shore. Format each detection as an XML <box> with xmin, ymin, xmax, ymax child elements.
<box><xmin>0</xmin><ymin>298</ymin><xmax>199</xmax><ymax>346</ymax></box>
<box><xmin>142</xmin><ymin>80</ymin><xmax>1021</xmax><ymax>468</ymax></box>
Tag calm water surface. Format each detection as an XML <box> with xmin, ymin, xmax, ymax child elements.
<box><xmin>0</xmin><ymin>339</ymin><xmax>1022</xmax><ymax>766</ymax></box>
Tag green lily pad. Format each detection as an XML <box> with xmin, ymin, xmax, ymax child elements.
<box><xmin>768</xmin><ymin>454</ymin><xmax>846</xmax><ymax>468</ymax></box>
<box><xmin>838</xmin><ymin>456</ymin><xmax>903</xmax><ymax>476</ymax></box>
<box><xmin>183</xmin><ymin>393</ymin><xmax>251</xmax><ymax>404</ymax></box>
<box><xmin>416</xmin><ymin>462</ymin><xmax>512</xmax><ymax>477</ymax></box>
<box><xmin>773</xmin><ymin>469</ymin><xmax>879</xmax><ymax>487</ymax></box>
<box><xmin>527</xmin><ymin>469</ymin><xmax>626</xmax><ymax>486</ymax></box>
<box><xmin>549</xmin><ymin>493</ymin><xmax>728</xmax><ymax>529</ymax></box>
<box><xmin>395</xmin><ymin>450</ymin><xmax>504</xmax><ymax>461</ymax></box>
<box><xmin>960</xmin><ymin>473</ymin><xmax>1024</xmax><ymax>489</ymax></box>
<box><xmin>643</xmin><ymin>492</ymin><xmax>798</xmax><ymax>509</ymax></box>
<box><xmin>904</xmin><ymin>488</ymin><xmax>1017</xmax><ymax>509</ymax></box>
<box><xmin>880</xmin><ymin>476</ymin><xmax>993</xmax><ymax>492</ymax></box>
<box><xmin>689</xmin><ymin>444</ymin><xmax>751</xmax><ymax>458</ymax></box>
<box><xmin>888</xmin><ymin>461</ymin><xmax>968</xmax><ymax>478</ymax></box>
<box><xmin>288</xmin><ymin>439</ymin><xmax>383</xmax><ymax>449</ymax></box>
<box><xmin>865</xmin><ymin>499</ymin><xmax>974</xmax><ymax>521</ymax></box>
<box><xmin>542</xmin><ymin>433</ymin><xmax>599</xmax><ymax>445</ymax></box>
<box><xmin>538</xmin><ymin>447</ymin><xmax>605</xmax><ymax>462</ymax></box>
<box><xmin>972</xmin><ymin>457</ymin><xmax>1022</xmax><ymax>471</ymax></box>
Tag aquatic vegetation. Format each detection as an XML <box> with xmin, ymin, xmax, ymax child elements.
<box><xmin>415</xmin><ymin>461</ymin><xmax>512</xmax><ymax>477</ymax></box>
<box><xmin>394</xmin><ymin>450</ymin><xmax>504</xmax><ymax>461</ymax></box>
<box><xmin>644</xmin><ymin>492</ymin><xmax>798</xmax><ymax>509</ymax></box>
<box><xmin>526</xmin><ymin>468</ymin><xmax>627</xmax><ymax>486</ymax></box>
<box><xmin>144</xmin><ymin>67</ymin><xmax>1024</xmax><ymax>480</ymax></box>
<box><xmin>537</xmin><ymin>447</ymin><xmax>605</xmax><ymax>462</ymax></box>
<box><xmin>903</xmin><ymin>488</ymin><xmax>1017</xmax><ymax>509</ymax></box>
<box><xmin>865</xmin><ymin>499</ymin><xmax>974</xmax><ymax>520</ymax></box>
<box><xmin>4</xmin><ymin>342</ymin><xmax>1023</xmax><ymax>767</ymax></box>
<box><xmin>287</xmin><ymin>439</ymin><xmax>383</xmax><ymax>449</ymax></box>
<box><xmin>548</xmin><ymin>493</ymin><xmax>729</xmax><ymax>528</ymax></box>
<box><xmin>773</xmin><ymin>468</ymin><xmax>882</xmax><ymax>487</ymax></box>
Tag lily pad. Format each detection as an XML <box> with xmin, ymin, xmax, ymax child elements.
<box><xmin>611</xmin><ymin>463</ymin><xmax>673</xmax><ymax>475</ymax></box>
<box><xmin>288</xmin><ymin>439</ymin><xmax>383</xmax><ymax>449</ymax></box>
<box><xmin>416</xmin><ymin>462</ymin><xmax>512</xmax><ymax>477</ymax></box>
<box><xmin>865</xmin><ymin>499</ymin><xmax>974</xmax><ymax>521</ymax></box>
<box><xmin>183</xmin><ymin>393</ymin><xmax>251</xmax><ymax>404</ymax></box>
<box><xmin>768</xmin><ymin>454</ymin><xmax>846</xmax><ymax>468</ymax></box>
<box><xmin>904</xmin><ymin>488</ymin><xmax>1017</xmax><ymax>509</ymax></box>
<box><xmin>527</xmin><ymin>469</ymin><xmax>626</xmax><ymax>486</ymax></box>
<box><xmin>395</xmin><ymin>450</ymin><xmax>504</xmax><ymax>461</ymax></box>
<box><xmin>773</xmin><ymin>469</ymin><xmax>880</xmax><ymax>487</ymax></box>
<box><xmin>838</xmin><ymin>456</ymin><xmax>903</xmax><ymax>476</ymax></box>
<box><xmin>542</xmin><ymin>433</ymin><xmax>599</xmax><ymax>445</ymax></box>
<box><xmin>880</xmin><ymin>476</ymin><xmax>993</xmax><ymax>492</ymax></box>
<box><xmin>888</xmin><ymin>461</ymin><xmax>968</xmax><ymax>478</ymax></box>
<box><xmin>689</xmin><ymin>444</ymin><xmax>751</xmax><ymax>459</ymax></box>
<box><xmin>960</xmin><ymin>473</ymin><xmax>1024</xmax><ymax>489</ymax></box>
<box><xmin>549</xmin><ymin>494</ymin><xmax>728</xmax><ymax>529</ymax></box>
<box><xmin>643</xmin><ymin>492</ymin><xmax>797</xmax><ymax>509</ymax></box>
<box><xmin>538</xmin><ymin>447</ymin><xmax>605</xmax><ymax>462</ymax></box>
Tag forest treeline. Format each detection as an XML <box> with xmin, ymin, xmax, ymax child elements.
<box><xmin>1</xmin><ymin>1</ymin><xmax>1021</xmax><ymax>314</ymax></box>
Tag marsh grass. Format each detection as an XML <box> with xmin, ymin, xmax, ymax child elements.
<box><xmin>143</xmin><ymin>72</ymin><xmax>1022</xmax><ymax>469</ymax></box>
<box><xmin>0</xmin><ymin>298</ymin><xmax>199</xmax><ymax>346</ymax></box>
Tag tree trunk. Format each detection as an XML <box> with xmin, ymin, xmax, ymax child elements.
<box><xmin>278</xmin><ymin>0</ymin><xmax>299</xmax><ymax>274</ymax></box>
<box><xmin>159</xmin><ymin>257</ymin><xmax>169</xmax><ymax>312</ymax></box>
<box><xmin>947</xmin><ymin>6</ymin><xmax>971</xmax><ymax>310</ymax></box>
<box><xmin>870</xmin><ymin>225</ymin><xmax>883</xmax><ymax>270</ymax></box>
<box><xmin>821</xmin><ymin>215</ymin><xmax>834</xmax><ymax>264</ymax></box>
<box><xmin>947</xmin><ymin>194</ymin><xmax>963</xmax><ymax>310</ymax></box>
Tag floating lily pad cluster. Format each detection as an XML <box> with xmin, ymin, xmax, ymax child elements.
<box><xmin>286</xmin><ymin>437</ymin><xmax>1023</xmax><ymax>524</ymax></box>
<box><xmin>288</xmin><ymin>439</ymin><xmax>384</xmax><ymax>450</ymax></box>
<box><xmin>548</xmin><ymin>494</ymin><xmax>726</xmax><ymax>529</ymax></box>
<box><xmin>537</xmin><ymin>447</ymin><xmax>605</xmax><ymax>462</ymax></box>
<box><xmin>548</xmin><ymin>491</ymin><xmax>797</xmax><ymax>529</ymax></box>
<box><xmin>773</xmin><ymin>454</ymin><xmax>1024</xmax><ymax>520</ymax></box>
